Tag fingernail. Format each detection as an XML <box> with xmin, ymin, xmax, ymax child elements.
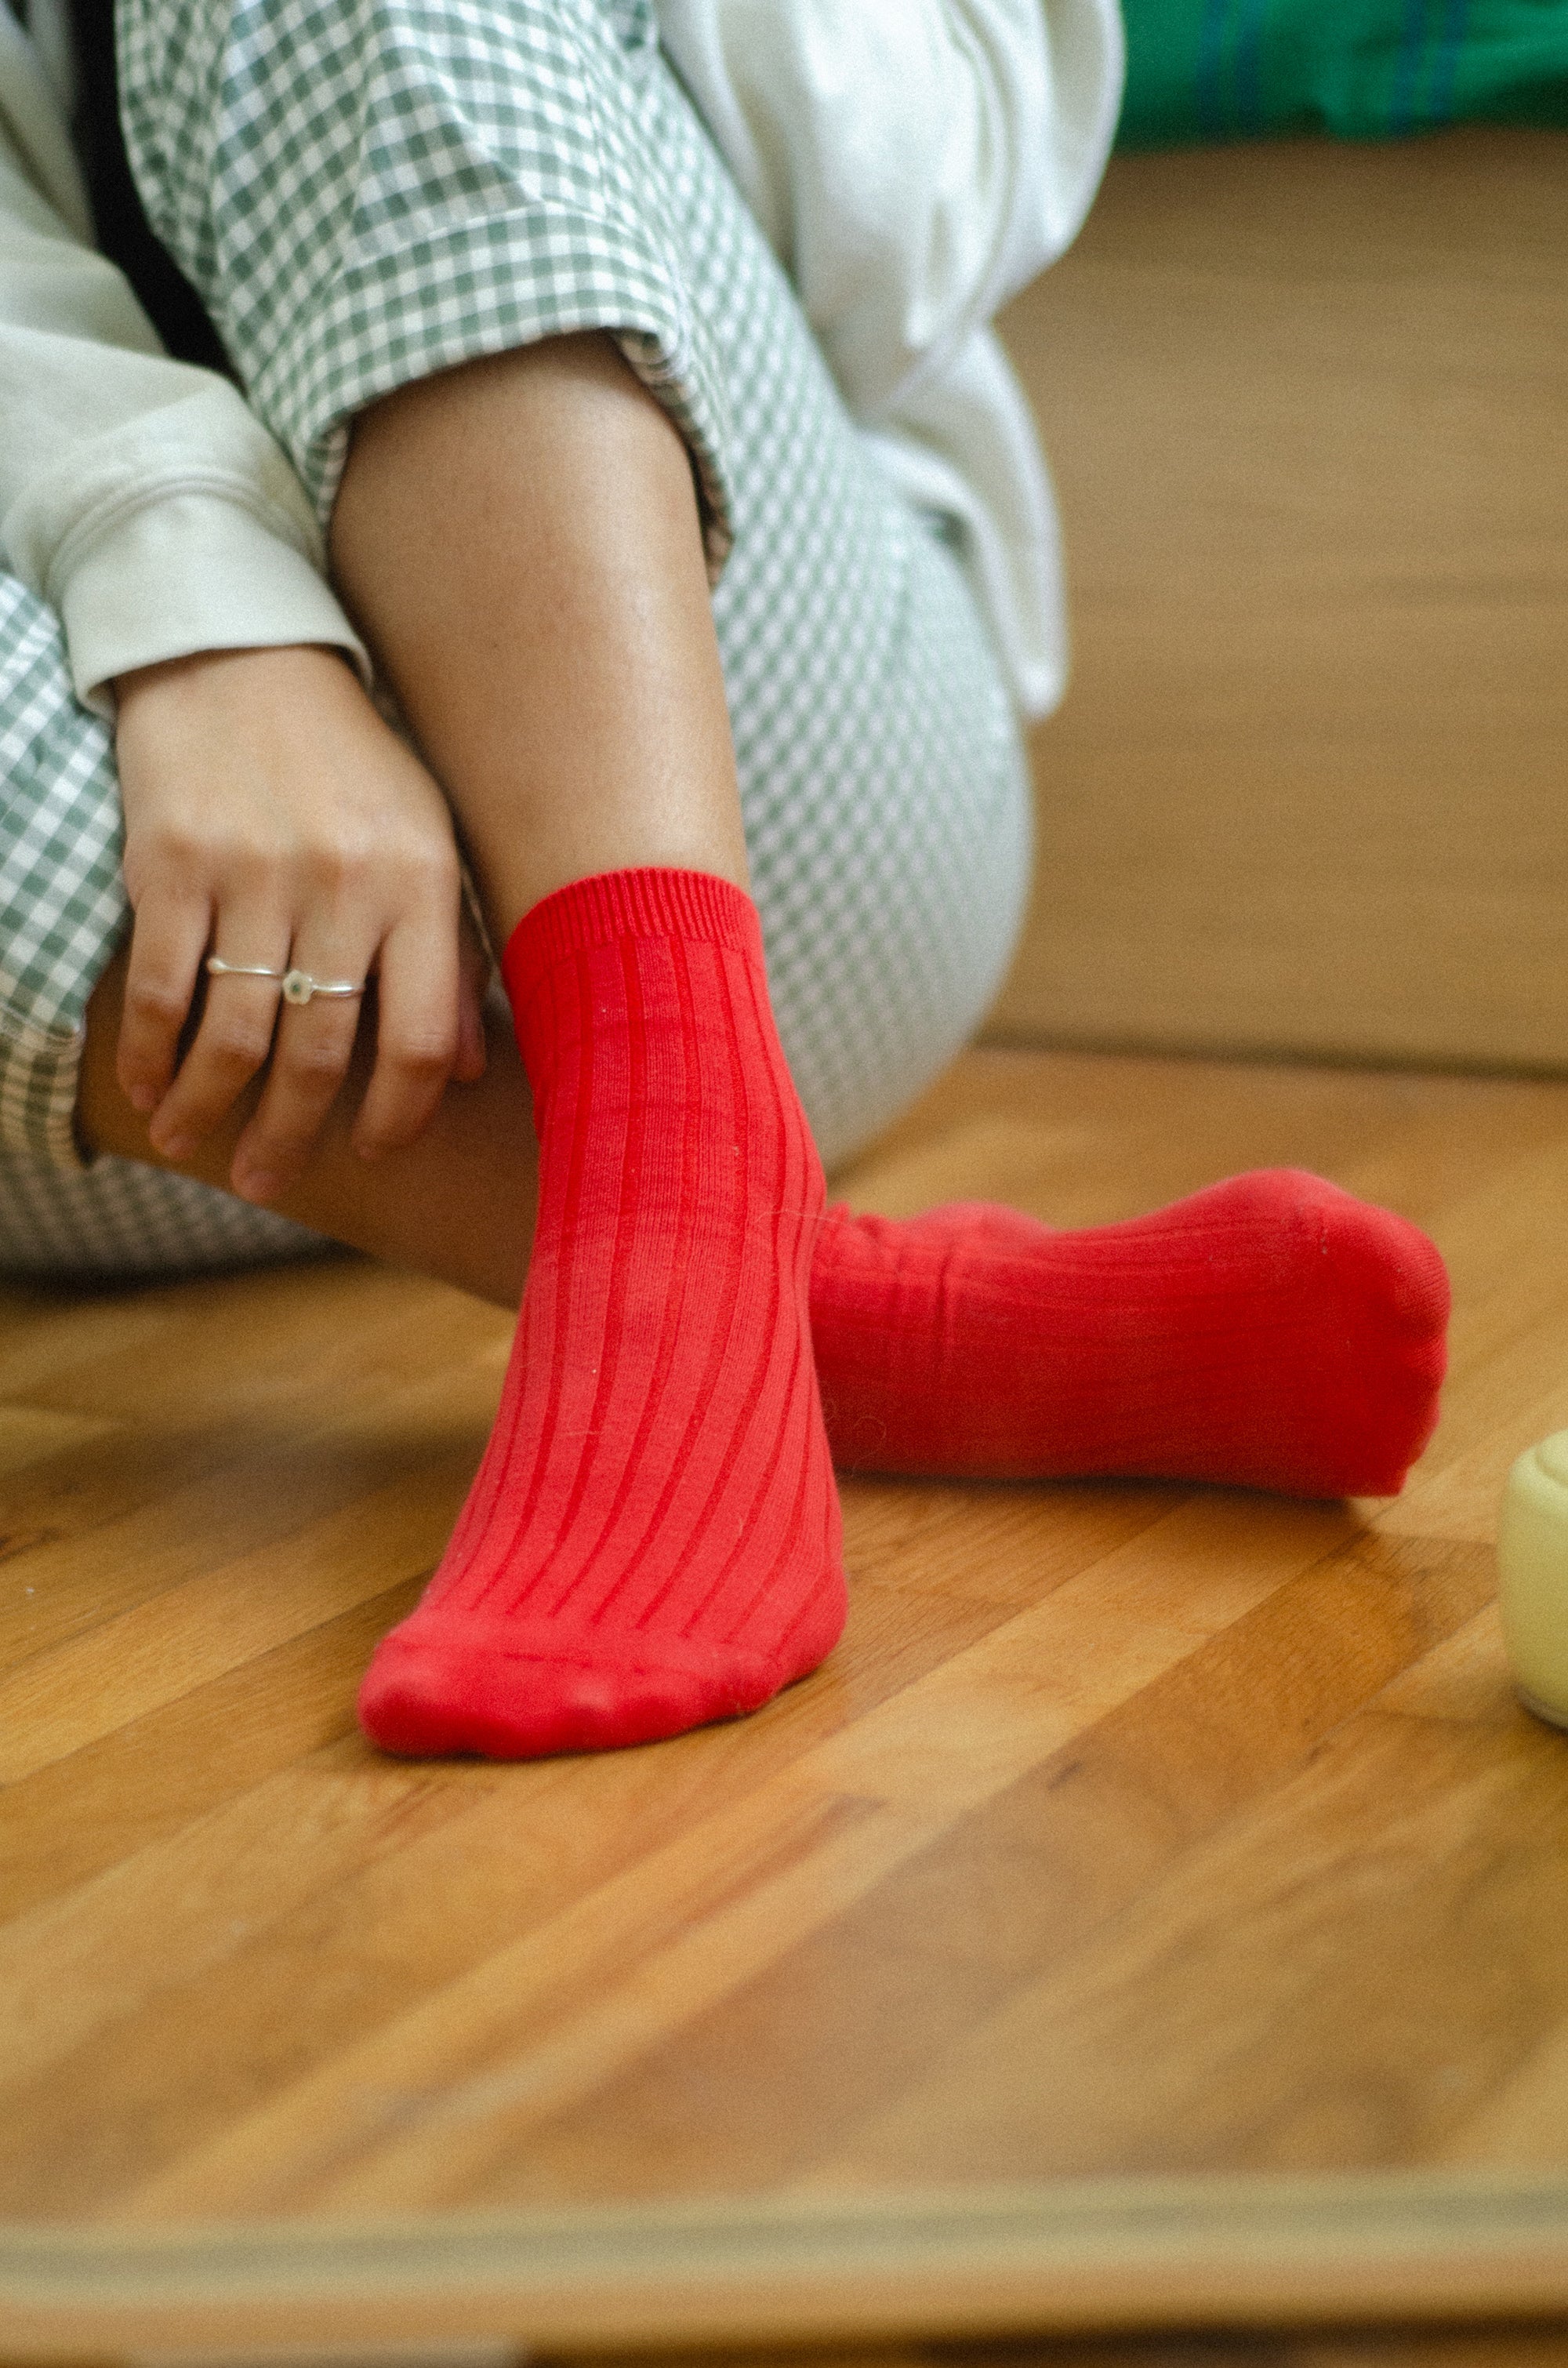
<box><xmin>127</xmin><ymin>1084</ymin><xmax>157</xmax><ymax>1116</ymax></box>
<box><xmin>154</xmin><ymin>1131</ymin><xmax>194</xmax><ymax>1162</ymax></box>
<box><xmin>234</xmin><ymin>1168</ymin><xmax>280</xmax><ymax>1204</ymax></box>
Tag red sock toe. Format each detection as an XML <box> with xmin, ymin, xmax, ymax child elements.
<box><xmin>811</xmin><ymin>1169</ymin><xmax>1448</xmax><ymax>1497</ymax></box>
<box><xmin>359</xmin><ymin>870</ymin><xmax>845</xmax><ymax>1760</ymax></box>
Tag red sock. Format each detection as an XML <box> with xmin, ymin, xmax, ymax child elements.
<box><xmin>810</xmin><ymin>1173</ymin><xmax>1449</xmax><ymax>1496</ymax></box>
<box><xmin>359</xmin><ymin>870</ymin><xmax>844</xmax><ymax>1759</ymax></box>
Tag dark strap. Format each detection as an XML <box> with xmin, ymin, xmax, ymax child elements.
<box><xmin>67</xmin><ymin>0</ymin><xmax>230</xmax><ymax>371</ymax></box>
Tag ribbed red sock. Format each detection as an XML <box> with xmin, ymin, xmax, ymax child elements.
<box><xmin>810</xmin><ymin>1174</ymin><xmax>1449</xmax><ymax>1496</ymax></box>
<box><xmin>359</xmin><ymin>870</ymin><xmax>844</xmax><ymax>1759</ymax></box>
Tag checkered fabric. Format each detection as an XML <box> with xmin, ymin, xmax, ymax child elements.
<box><xmin>117</xmin><ymin>0</ymin><xmax>735</xmax><ymax>561</ymax></box>
<box><xmin>0</xmin><ymin>576</ymin><xmax>122</xmax><ymax>1175</ymax></box>
<box><xmin>0</xmin><ymin>0</ymin><xmax>1031</xmax><ymax>1278</ymax></box>
<box><xmin>0</xmin><ymin>1124</ymin><xmax>332</xmax><ymax>1278</ymax></box>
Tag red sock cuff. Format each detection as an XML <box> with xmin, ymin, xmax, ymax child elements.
<box><xmin>500</xmin><ymin>868</ymin><xmax>765</xmax><ymax>1012</ymax></box>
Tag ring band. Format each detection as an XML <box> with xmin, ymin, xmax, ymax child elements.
<box><xmin>205</xmin><ymin>956</ymin><xmax>366</xmax><ymax>1004</ymax></box>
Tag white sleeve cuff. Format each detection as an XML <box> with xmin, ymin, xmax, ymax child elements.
<box><xmin>58</xmin><ymin>487</ymin><xmax>371</xmax><ymax>717</ymax></box>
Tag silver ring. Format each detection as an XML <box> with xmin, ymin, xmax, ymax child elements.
<box><xmin>205</xmin><ymin>956</ymin><xmax>365</xmax><ymax>1004</ymax></box>
<box><xmin>281</xmin><ymin>968</ymin><xmax>365</xmax><ymax>1005</ymax></box>
<box><xmin>205</xmin><ymin>956</ymin><xmax>284</xmax><ymax>982</ymax></box>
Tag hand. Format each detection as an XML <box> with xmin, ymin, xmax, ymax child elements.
<box><xmin>113</xmin><ymin>644</ymin><xmax>488</xmax><ymax>1204</ymax></box>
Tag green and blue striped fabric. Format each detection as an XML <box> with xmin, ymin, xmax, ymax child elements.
<box><xmin>1117</xmin><ymin>0</ymin><xmax>1568</xmax><ymax>143</ymax></box>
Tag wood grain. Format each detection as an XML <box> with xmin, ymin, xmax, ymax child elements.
<box><xmin>5</xmin><ymin>1044</ymin><xmax>1568</xmax><ymax>2356</ymax></box>
<box><xmin>989</xmin><ymin>128</ymin><xmax>1568</xmax><ymax>1070</ymax></box>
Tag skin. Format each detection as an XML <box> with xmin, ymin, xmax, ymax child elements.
<box><xmin>79</xmin><ymin>332</ymin><xmax>748</xmax><ymax>1272</ymax></box>
<box><xmin>78</xmin><ymin>937</ymin><xmax>536</xmax><ymax>1306</ymax></box>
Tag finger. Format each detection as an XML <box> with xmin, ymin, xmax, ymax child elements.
<box><xmin>117</xmin><ymin>891</ymin><xmax>213</xmax><ymax>1117</ymax></box>
<box><xmin>353</xmin><ymin>912</ymin><xmax>460</xmax><ymax>1158</ymax></box>
<box><xmin>454</xmin><ymin>908</ymin><xmax>492</xmax><ymax>1083</ymax></box>
<box><xmin>147</xmin><ymin>935</ymin><xmax>288</xmax><ymax>1161</ymax></box>
<box><xmin>230</xmin><ymin>948</ymin><xmax>376</xmax><ymax>1202</ymax></box>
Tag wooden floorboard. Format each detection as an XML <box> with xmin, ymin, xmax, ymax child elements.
<box><xmin>5</xmin><ymin>1047</ymin><xmax>1568</xmax><ymax>2357</ymax></box>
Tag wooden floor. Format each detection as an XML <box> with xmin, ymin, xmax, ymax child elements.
<box><xmin>6</xmin><ymin>1045</ymin><xmax>1568</xmax><ymax>2359</ymax></box>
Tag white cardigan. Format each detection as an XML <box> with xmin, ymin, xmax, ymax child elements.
<box><xmin>0</xmin><ymin>2</ymin><xmax>368</xmax><ymax>716</ymax></box>
<box><xmin>658</xmin><ymin>0</ymin><xmax>1123</xmax><ymax>714</ymax></box>
<box><xmin>0</xmin><ymin>0</ymin><xmax>1121</xmax><ymax>720</ymax></box>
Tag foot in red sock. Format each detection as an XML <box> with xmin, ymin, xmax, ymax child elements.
<box><xmin>359</xmin><ymin>870</ymin><xmax>844</xmax><ymax>1760</ymax></box>
<box><xmin>810</xmin><ymin>1171</ymin><xmax>1448</xmax><ymax>1496</ymax></box>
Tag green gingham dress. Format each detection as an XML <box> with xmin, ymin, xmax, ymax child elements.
<box><xmin>0</xmin><ymin>0</ymin><xmax>1031</xmax><ymax>1277</ymax></box>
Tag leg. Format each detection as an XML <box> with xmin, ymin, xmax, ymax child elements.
<box><xmin>111</xmin><ymin>0</ymin><xmax>1017</xmax><ymax>1756</ymax></box>
<box><xmin>326</xmin><ymin>328</ymin><xmax>1446</xmax><ymax>1508</ymax></box>
<box><xmin>77</xmin><ymin>940</ymin><xmax>538</xmax><ymax>1306</ymax></box>
<box><xmin>327</xmin><ymin>328</ymin><xmax>843</xmax><ymax>1753</ymax></box>
<box><xmin>331</xmin><ymin>335</ymin><xmax>747</xmax><ymax>939</ymax></box>
<box><xmin>122</xmin><ymin>0</ymin><xmax>857</xmax><ymax>1752</ymax></box>
<box><xmin>103</xmin><ymin>0</ymin><xmax>1444</xmax><ymax>1524</ymax></box>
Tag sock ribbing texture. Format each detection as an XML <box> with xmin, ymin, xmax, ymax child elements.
<box><xmin>358</xmin><ymin>868</ymin><xmax>845</xmax><ymax>1760</ymax></box>
<box><xmin>810</xmin><ymin>1174</ymin><xmax>1449</xmax><ymax>1497</ymax></box>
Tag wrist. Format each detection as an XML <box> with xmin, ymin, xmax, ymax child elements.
<box><xmin>114</xmin><ymin>641</ymin><xmax>356</xmax><ymax>717</ymax></box>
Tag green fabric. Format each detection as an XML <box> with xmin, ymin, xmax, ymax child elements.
<box><xmin>1117</xmin><ymin>0</ymin><xmax>1568</xmax><ymax>146</ymax></box>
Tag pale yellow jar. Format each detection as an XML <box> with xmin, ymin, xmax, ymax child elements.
<box><xmin>1498</xmin><ymin>1431</ymin><xmax>1568</xmax><ymax>1730</ymax></box>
